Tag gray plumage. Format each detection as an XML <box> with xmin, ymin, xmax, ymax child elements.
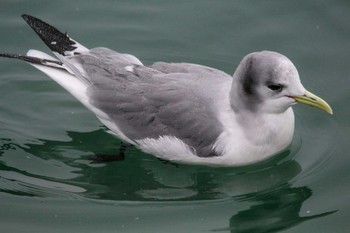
<box><xmin>82</xmin><ymin>48</ymin><xmax>228</xmax><ymax>157</ymax></box>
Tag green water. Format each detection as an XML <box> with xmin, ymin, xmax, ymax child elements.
<box><xmin>0</xmin><ymin>1</ymin><xmax>349</xmax><ymax>232</ymax></box>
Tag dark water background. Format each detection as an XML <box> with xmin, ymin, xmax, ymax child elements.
<box><xmin>0</xmin><ymin>1</ymin><xmax>349</xmax><ymax>232</ymax></box>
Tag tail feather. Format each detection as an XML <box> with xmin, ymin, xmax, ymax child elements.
<box><xmin>22</xmin><ymin>14</ymin><xmax>88</xmax><ymax>56</ymax></box>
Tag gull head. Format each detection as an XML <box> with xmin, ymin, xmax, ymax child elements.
<box><xmin>231</xmin><ymin>51</ymin><xmax>333</xmax><ymax>115</ymax></box>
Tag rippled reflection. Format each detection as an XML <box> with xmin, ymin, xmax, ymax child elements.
<box><xmin>0</xmin><ymin>130</ymin><xmax>308</xmax><ymax>201</ymax></box>
<box><xmin>0</xmin><ymin>128</ymin><xmax>338</xmax><ymax>231</ymax></box>
<box><xmin>214</xmin><ymin>185</ymin><xmax>336</xmax><ymax>233</ymax></box>
<box><xmin>0</xmin><ymin>130</ymin><xmax>298</xmax><ymax>199</ymax></box>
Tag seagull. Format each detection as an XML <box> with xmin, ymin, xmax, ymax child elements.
<box><xmin>0</xmin><ymin>15</ymin><xmax>332</xmax><ymax>166</ymax></box>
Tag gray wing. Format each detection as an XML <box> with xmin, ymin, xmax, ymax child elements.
<box><xmin>80</xmin><ymin>48</ymin><xmax>228</xmax><ymax>157</ymax></box>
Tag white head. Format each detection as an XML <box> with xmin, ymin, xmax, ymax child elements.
<box><xmin>230</xmin><ymin>51</ymin><xmax>332</xmax><ymax>115</ymax></box>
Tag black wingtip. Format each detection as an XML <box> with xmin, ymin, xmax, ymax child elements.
<box><xmin>21</xmin><ymin>14</ymin><xmax>77</xmax><ymax>55</ymax></box>
<box><xmin>21</xmin><ymin>14</ymin><xmax>35</xmax><ymax>26</ymax></box>
<box><xmin>0</xmin><ymin>53</ymin><xmax>63</xmax><ymax>67</ymax></box>
<box><xmin>21</xmin><ymin>14</ymin><xmax>30</xmax><ymax>21</ymax></box>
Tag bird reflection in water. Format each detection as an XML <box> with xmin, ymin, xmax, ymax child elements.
<box><xmin>213</xmin><ymin>180</ymin><xmax>336</xmax><ymax>233</ymax></box>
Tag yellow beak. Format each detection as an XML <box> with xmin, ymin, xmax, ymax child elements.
<box><xmin>292</xmin><ymin>90</ymin><xmax>333</xmax><ymax>115</ymax></box>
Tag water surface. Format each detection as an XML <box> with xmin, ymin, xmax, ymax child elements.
<box><xmin>0</xmin><ymin>1</ymin><xmax>349</xmax><ymax>232</ymax></box>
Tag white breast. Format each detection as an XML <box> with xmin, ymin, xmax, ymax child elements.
<box><xmin>213</xmin><ymin>107</ymin><xmax>295</xmax><ymax>165</ymax></box>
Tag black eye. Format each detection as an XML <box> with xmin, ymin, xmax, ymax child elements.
<box><xmin>267</xmin><ymin>84</ymin><xmax>283</xmax><ymax>91</ymax></box>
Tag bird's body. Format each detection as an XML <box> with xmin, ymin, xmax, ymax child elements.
<box><xmin>0</xmin><ymin>15</ymin><xmax>332</xmax><ymax>166</ymax></box>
